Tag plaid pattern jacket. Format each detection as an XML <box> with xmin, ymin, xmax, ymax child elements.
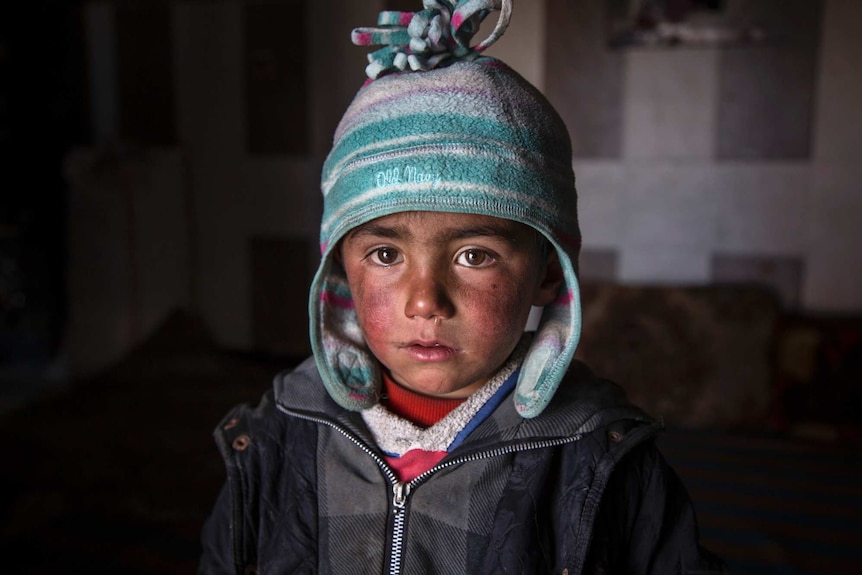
<box><xmin>199</xmin><ymin>357</ymin><xmax>725</xmax><ymax>575</ymax></box>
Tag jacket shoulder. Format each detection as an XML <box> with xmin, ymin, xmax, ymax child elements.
<box><xmin>213</xmin><ymin>387</ymin><xmax>278</xmax><ymax>462</ymax></box>
<box><xmin>213</xmin><ymin>357</ymin><xmax>320</xmax><ymax>464</ymax></box>
<box><xmin>203</xmin><ymin>360</ymin><xmax>322</xmax><ymax>574</ymax></box>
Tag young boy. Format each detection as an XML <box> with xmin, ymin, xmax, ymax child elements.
<box><xmin>199</xmin><ymin>2</ymin><xmax>725</xmax><ymax>573</ymax></box>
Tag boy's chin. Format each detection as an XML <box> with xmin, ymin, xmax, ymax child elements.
<box><xmin>389</xmin><ymin>372</ymin><xmax>488</xmax><ymax>399</ymax></box>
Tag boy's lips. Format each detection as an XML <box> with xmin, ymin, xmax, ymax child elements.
<box><xmin>400</xmin><ymin>340</ymin><xmax>460</xmax><ymax>362</ymax></box>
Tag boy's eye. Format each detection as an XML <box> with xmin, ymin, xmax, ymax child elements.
<box><xmin>370</xmin><ymin>247</ymin><xmax>401</xmax><ymax>266</ymax></box>
<box><xmin>456</xmin><ymin>249</ymin><xmax>493</xmax><ymax>268</ymax></box>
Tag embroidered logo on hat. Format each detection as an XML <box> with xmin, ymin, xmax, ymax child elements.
<box><xmin>375</xmin><ymin>166</ymin><xmax>442</xmax><ymax>188</ymax></box>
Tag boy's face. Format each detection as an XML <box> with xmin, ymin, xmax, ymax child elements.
<box><xmin>340</xmin><ymin>211</ymin><xmax>562</xmax><ymax>399</ymax></box>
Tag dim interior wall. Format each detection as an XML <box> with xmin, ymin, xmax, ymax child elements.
<box><xmin>483</xmin><ymin>0</ymin><xmax>545</xmax><ymax>88</ymax></box>
<box><xmin>814</xmin><ymin>0</ymin><xmax>862</xmax><ymax>164</ymax></box>
<box><xmin>805</xmin><ymin>0</ymin><xmax>862</xmax><ymax>311</ymax></box>
<box><xmin>565</xmin><ymin>0</ymin><xmax>862</xmax><ymax>312</ymax></box>
<box><xmin>64</xmin><ymin>148</ymin><xmax>190</xmax><ymax>377</ymax></box>
<box><xmin>67</xmin><ymin>0</ymin><xmax>366</xmax><ymax>375</ymax></box>
<box><xmin>173</xmin><ymin>2</ymin><xmax>249</xmax><ymax>351</ymax></box>
<box><xmin>173</xmin><ymin>0</ymin><xmax>367</xmax><ymax>352</ymax></box>
<box><xmin>174</xmin><ymin>0</ymin><xmax>375</xmax><ymax>352</ymax></box>
<box><xmin>545</xmin><ymin>0</ymin><xmax>624</xmax><ymax>158</ymax></box>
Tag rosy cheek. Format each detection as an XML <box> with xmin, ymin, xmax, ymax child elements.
<box><xmin>354</xmin><ymin>285</ymin><xmax>393</xmax><ymax>342</ymax></box>
<box><xmin>460</xmin><ymin>280</ymin><xmax>526</xmax><ymax>336</ymax></box>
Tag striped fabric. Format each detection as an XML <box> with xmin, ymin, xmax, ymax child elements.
<box><xmin>310</xmin><ymin>53</ymin><xmax>583</xmax><ymax>419</ymax></box>
<box><xmin>658</xmin><ymin>429</ymin><xmax>862</xmax><ymax>574</ymax></box>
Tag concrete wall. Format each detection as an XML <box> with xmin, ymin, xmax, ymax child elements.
<box><xmin>66</xmin><ymin>0</ymin><xmax>862</xmax><ymax>375</ymax></box>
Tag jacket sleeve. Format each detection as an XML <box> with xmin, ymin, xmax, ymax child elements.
<box><xmin>587</xmin><ymin>440</ymin><xmax>727</xmax><ymax>574</ymax></box>
<box><xmin>198</xmin><ymin>482</ymin><xmax>238</xmax><ymax>575</ymax></box>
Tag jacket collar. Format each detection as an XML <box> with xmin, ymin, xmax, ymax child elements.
<box><xmin>274</xmin><ymin>356</ymin><xmax>652</xmax><ymax>453</ymax></box>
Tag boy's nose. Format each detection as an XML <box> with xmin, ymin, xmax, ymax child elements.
<box><xmin>404</xmin><ymin>269</ymin><xmax>455</xmax><ymax>321</ymax></box>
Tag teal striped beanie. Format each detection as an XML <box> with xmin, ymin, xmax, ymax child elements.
<box><xmin>310</xmin><ymin>0</ymin><xmax>581</xmax><ymax>418</ymax></box>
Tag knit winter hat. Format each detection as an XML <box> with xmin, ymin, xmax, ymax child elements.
<box><xmin>310</xmin><ymin>0</ymin><xmax>581</xmax><ymax>418</ymax></box>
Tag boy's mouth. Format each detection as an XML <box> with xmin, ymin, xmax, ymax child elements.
<box><xmin>401</xmin><ymin>340</ymin><xmax>460</xmax><ymax>362</ymax></box>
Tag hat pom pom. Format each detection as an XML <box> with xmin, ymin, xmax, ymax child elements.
<box><xmin>351</xmin><ymin>0</ymin><xmax>513</xmax><ymax>79</ymax></box>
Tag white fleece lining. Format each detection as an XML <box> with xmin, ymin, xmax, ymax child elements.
<box><xmin>362</xmin><ymin>339</ymin><xmax>528</xmax><ymax>456</ymax></box>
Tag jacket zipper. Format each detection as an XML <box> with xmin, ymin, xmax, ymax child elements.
<box><xmin>278</xmin><ymin>405</ymin><xmax>581</xmax><ymax>575</ymax></box>
<box><xmin>390</xmin><ymin>482</ymin><xmax>410</xmax><ymax>575</ymax></box>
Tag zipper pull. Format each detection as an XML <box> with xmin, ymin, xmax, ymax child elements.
<box><xmin>392</xmin><ymin>481</ymin><xmax>411</xmax><ymax>509</ymax></box>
